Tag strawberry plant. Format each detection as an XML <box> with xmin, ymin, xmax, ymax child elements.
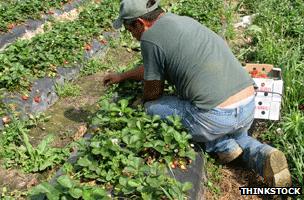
<box><xmin>0</xmin><ymin>0</ymin><xmax>120</xmax><ymax>91</ymax></box>
<box><xmin>29</xmin><ymin>175</ymin><xmax>111</xmax><ymax>200</ymax></box>
<box><xmin>70</xmin><ymin>98</ymin><xmax>195</xmax><ymax>198</ymax></box>
<box><xmin>0</xmin><ymin>0</ymin><xmax>71</xmax><ymax>33</ymax></box>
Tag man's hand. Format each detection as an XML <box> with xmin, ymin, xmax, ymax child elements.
<box><xmin>103</xmin><ymin>66</ymin><xmax>144</xmax><ymax>86</ymax></box>
<box><xmin>103</xmin><ymin>73</ymin><xmax>122</xmax><ymax>86</ymax></box>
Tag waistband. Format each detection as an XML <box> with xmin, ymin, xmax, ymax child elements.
<box><xmin>219</xmin><ymin>95</ymin><xmax>255</xmax><ymax>109</ymax></box>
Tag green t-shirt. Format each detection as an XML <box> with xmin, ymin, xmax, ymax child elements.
<box><xmin>140</xmin><ymin>13</ymin><xmax>254</xmax><ymax>110</ymax></box>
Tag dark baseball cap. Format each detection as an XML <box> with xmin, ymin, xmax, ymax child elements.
<box><xmin>113</xmin><ymin>0</ymin><xmax>160</xmax><ymax>29</ymax></box>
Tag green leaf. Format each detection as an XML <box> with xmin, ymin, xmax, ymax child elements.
<box><xmin>119</xmin><ymin>99</ymin><xmax>129</xmax><ymax>110</ymax></box>
<box><xmin>69</xmin><ymin>188</ymin><xmax>83</xmax><ymax>199</ymax></box>
<box><xmin>182</xmin><ymin>182</ymin><xmax>193</xmax><ymax>192</ymax></box>
<box><xmin>136</xmin><ymin>120</ymin><xmax>141</xmax><ymax>130</ymax></box>
<box><xmin>82</xmin><ymin>189</ymin><xmax>92</xmax><ymax>200</ymax></box>
<box><xmin>29</xmin><ymin>182</ymin><xmax>60</xmax><ymax>200</ymax></box>
<box><xmin>141</xmin><ymin>192</ymin><xmax>152</xmax><ymax>200</ymax></box>
<box><xmin>128</xmin><ymin>179</ymin><xmax>141</xmax><ymax>187</ymax></box>
<box><xmin>77</xmin><ymin>156</ymin><xmax>92</xmax><ymax>167</ymax></box>
<box><xmin>57</xmin><ymin>175</ymin><xmax>74</xmax><ymax>189</ymax></box>
<box><xmin>119</xmin><ymin>177</ymin><xmax>128</xmax><ymax>186</ymax></box>
<box><xmin>39</xmin><ymin>160</ymin><xmax>53</xmax><ymax>171</ymax></box>
<box><xmin>20</xmin><ymin>129</ymin><xmax>35</xmax><ymax>159</ymax></box>
<box><xmin>91</xmin><ymin>188</ymin><xmax>108</xmax><ymax>198</ymax></box>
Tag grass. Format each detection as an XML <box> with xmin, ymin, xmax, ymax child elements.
<box><xmin>80</xmin><ymin>59</ymin><xmax>107</xmax><ymax>76</ymax></box>
<box><xmin>204</xmin><ymin>153</ymin><xmax>222</xmax><ymax>199</ymax></box>
<box><xmin>55</xmin><ymin>82</ymin><xmax>81</xmax><ymax>97</ymax></box>
<box><xmin>170</xmin><ymin>0</ymin><xmax>237</xmax><ymax>41</ymax></box>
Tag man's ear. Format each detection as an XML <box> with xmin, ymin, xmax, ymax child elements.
<box><xmin>137</xmin><ymin>18</ymin><xmax>145</xmax><ymax>25</ymax></box>
<box><xmin>137</xmin><ymin>18</ymin><xmax>149</xmax><ymax>31</ymax></box>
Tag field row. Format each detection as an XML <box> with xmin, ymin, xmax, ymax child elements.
<box><xmin>0</xmin><ymin>0</ymin><xmax>76</xmax><ymax>33</ymax></box>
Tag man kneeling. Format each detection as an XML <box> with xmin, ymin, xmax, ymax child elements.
<box><xmin>103</xmin><ymin>0</ymin><xmax>292</xmax><ymax>187</ymax></box>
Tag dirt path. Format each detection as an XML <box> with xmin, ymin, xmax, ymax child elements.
<box><xmin>29</xmin><ymin>71</ymin><xmax>106</xmax><ymax>148</ymax></box>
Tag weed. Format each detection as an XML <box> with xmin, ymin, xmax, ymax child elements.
<box><xmin>0</xmin><ymin>115</ymin><xmax>69</xmax><ymax>173</ymax></box>
<box><xmin>81</xmin><ymin>59</ymin><xmax>106</xmax><ymax>75</ymax></box>
<box><xmin>1</xmin><ymin>187</ymin><xmax>27</xmax><ymax>200</ymax></box>
<box><xmin>55</xmin><ymin>82</ymin><xmax>81</xmax><ymax>97</ymax></box>
<box><xmin>204</xmin><ymin>153</ymin><xmax>222</xmax><ymax>198</ymax></box>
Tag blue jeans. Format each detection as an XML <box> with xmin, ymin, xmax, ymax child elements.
<box><xmin>144</xmin><ymin>95</ymin><xmax>274</xmax><ymax>176</ymax></box>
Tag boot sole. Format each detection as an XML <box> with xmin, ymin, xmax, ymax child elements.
<box><xmin>263</xmin><ymin>150</ymin><xmax>292</xmax><ymax>187</ymax></box>
<box><xmin>217</xmin><ymin>147</ymin><xmax>243</xmax><ymax>164</ymax></box>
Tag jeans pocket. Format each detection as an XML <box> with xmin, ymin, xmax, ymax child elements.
<box><xmin>189</xmin><ymin>107</ymin><xmax>238</xmax><ymax>136</ymax></box>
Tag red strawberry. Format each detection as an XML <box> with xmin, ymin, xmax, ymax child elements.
<box><xmin>170</xmin><ymin>162</ymin><xmax>177</xmax><ymax>169</ymax></box>
<box><xmin>48</xmin><ymin>10</ymin><xmax>55</xmax><ymax>15</ymax></box>
<box><xmin>21</xmin><ymin>95</ymin><xmax>29</xmax><ymax>101</ymax></box>
<box><xmin>7</xmin><ymin>23</ymin><xmax>15</xmax><ymax>30</ymax></box>
<box><xmin>84</xmin><ymin>44</ymin><xmax>92</xmax><ymax>51</ymax></box>
<box><xmin>34</xmin><ymin>96</ymin><xmax>41</xmax><ymax>103</ymax></box>
<box><xmin>100</xmin><ymin>39</ymin><xmax>108</xmax><ymax>45</ymax></box>
<box><xmin>260</xmin><ymin>74</ymin><xmax>268</xmax><ymax>78</ymax></box>
<box><xmin>63</xmin><ymin>60</ymin><xmax>69</xmax><ymax>65</ymax></box>
<box><xmin>251</xmin><ymin>70</ymin><xmax>258</xmax><ymax>75</ymax></box>
<box><xmin>2</xmin><ymin>116</ymin><xmax>11</xmax><ymax>124</ymax></box>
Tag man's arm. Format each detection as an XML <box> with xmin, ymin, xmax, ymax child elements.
<box><xmin>103</xmin><ymin>65</ymin><xmax>144</xmax><ymax>85</ymax></box>
<box><xmin>120</xmin><ymin>65</ymin><xmax>144</xmax><ymax>81</ymax></box>
<box><xmin>143</xmin><ymin>80</ymin><xmax>164</xmax><ymax>102</ymax></box>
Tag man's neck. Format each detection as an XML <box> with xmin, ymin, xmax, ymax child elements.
<box><xmin>144</xmin><ymin>12</ymin><xmax>165</xmax><ymax>30</ymax></box>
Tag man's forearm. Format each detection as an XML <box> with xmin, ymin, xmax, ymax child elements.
<box><xmin>119</xmin><ymin>65</ymin><xmax>144</xmax><ymax>81</ymax></box>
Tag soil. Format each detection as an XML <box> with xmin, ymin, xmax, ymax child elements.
<box><xmin>0</xmin><ymin>168</ymin><xmax>38</xmax><ymax>191</ymax></box>
<box><xmin>29</xmin><ymin>71</ymin><xmax>106</xmax><ymax>148</ymax></box>
<box><xmin>204</xmin><ymin>159</ymin><xmax>265</xmax><ymax>200</ymax></box>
